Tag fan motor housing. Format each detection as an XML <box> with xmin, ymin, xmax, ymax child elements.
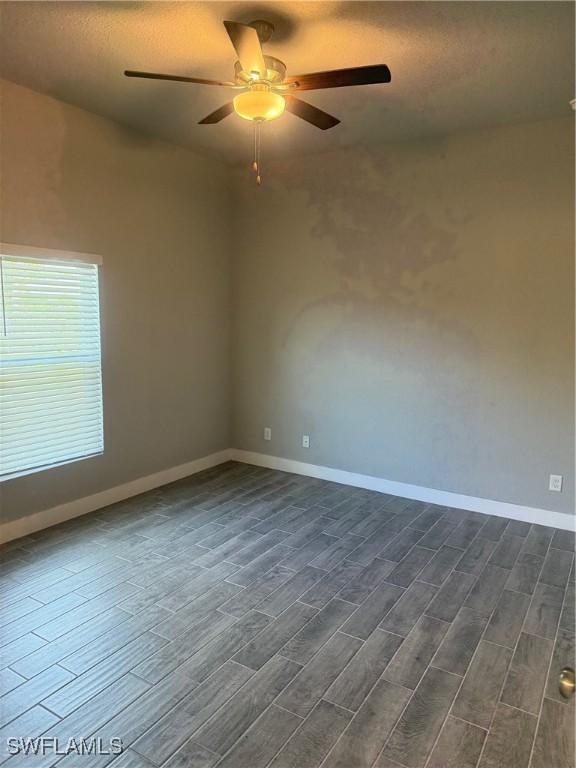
<box><xmin>234</xmin><ymin>56</ymin><xmax>286</xmax><ymax>85</ymax></box>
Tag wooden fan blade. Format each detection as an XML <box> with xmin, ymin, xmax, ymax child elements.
<box><xmin>284</xmin><ymin>95</ymin><xmax>340</xmax><ymax>130</ymax></box>
<box><xmin>124</xmin><ymin>70</ymin><xmax>234</xmax><ymax>86</ymax></box>
<box><xmin>198</xmin><ymin>102</ymin><xmax>235</xmax><ymax>124</ymax></box>
<box><xmin>223</xmin><ymin>21</ymin><xmax>266</xmax><ymax>78</ymax></box>
<box><xmin>286</xmin><ymin>64</ymin><xmax>391</xmax><ymax>91</ymax></box>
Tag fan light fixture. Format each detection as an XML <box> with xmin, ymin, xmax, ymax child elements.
<box><xmin>233</xmin><ymin>87</ymin><xmax>285</xmax><ymax>122</ymax></box>
<box><xmin>124</xmin><ymin>18</ymin><xmax>392</xmax><ymax>185</ymax></box>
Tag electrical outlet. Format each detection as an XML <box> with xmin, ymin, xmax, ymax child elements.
<box><xmin>549</xmin><ymin>474</ymin><xmax>563</xmax><ymax>492</ymax></box>
<box><xmin>302</xmin><ymin>435</ymin><xmax>310</xmax><ymax>448</ymax></box>
<box><xmin>263</xmin><ymin>427</ymin><xmax>272</xmax><ymax>441</ymax></box>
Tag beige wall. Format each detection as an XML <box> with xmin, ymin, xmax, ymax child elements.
<box><xmin>1</xmin><ymin>81</ymin><xmax>573</xmax><ymax>524</ymax></box>
<box><xmin>232</xmin><ymin>117</ymin><xmax>575</xmax><ymax>515</ymax></box>
<box><xmin>1</xmin><ymin>80</ymin><xmax>231</xmax><ymax>522</ymax></box>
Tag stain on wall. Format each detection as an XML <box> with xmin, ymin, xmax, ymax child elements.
<box><xmin>232</xmin><ymin>117</ymin><xmax>575</xmax><ymax>514</ymax></box>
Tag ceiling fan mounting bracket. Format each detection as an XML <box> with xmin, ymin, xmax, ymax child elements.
<box><xmin>248</xmin><ymin>20</ymin><xmax>275</xmax><ymax>44</ymax></box>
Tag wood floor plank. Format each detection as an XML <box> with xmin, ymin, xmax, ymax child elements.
<box><xmin>10</xmin><ymin>606</ymin><xmax>131</xmax><ymax>679</ymax></box>
<box><xmin>477</xmin><ymin>703</ymin><xmax>537</xmax><ymax>768</ymax></box>
<box><xmin>425</xmin><ymin>715</ymin><xmax>486</xmax><ymax>768</ymax></box>
<box><xmin>451</xmin><ymin>640</ymin><xmax>512</xmax><ymax>729</ymax></box>
<box><xmin>419</xmin><ymin>546</ymin><xmax>462</xmax><ymax>586</ymax></box>
<box><xmin>341</xmin><ymin>583</ymin><xmax>404</xmax><ymax>641</ymax></box>
<box><xmin>194</xmin><ymin>656</ymin><xmax>301</xmax><ymax>756</ymax></box>
<box><xmin>322</xmin><ymin>679</ymin><xmax>412</xmax><ymax>768</ymax></box>
<box><xmin>0</xmin><ymin>705</ymin><xmax>59</xmax><ymax>760</ymax></box>
<box><xmin>505</xmin><ymin>520</ymin><xmax>532</xmax><ymax>537</ymax></box>
<box><xmin>0</xmin><ymin>663</ymin><xmax>75</xmax><ymax>727</ymax></box>
<box><xmin>215</xmin><ymin>704</ymin><xmax>302</xmax><ymax>768</ymax></box>
<box><xmin>523</xmin><ymin>582</ymin><xmax>564</xmax><ymax>639</ymax></box>
<box><xmin>506</xmin><ymin>552</ymin><xmax>544</xmax><ymax>595</ymax></box>
<box><xmin>4</xmin><ymin>465</ymin><xmax>573</xmax><ymax>768</ymax></box>
<box><xmin>484</xmin><ymin>589</ymin><xmax>530</xmax><ymax>648</ymax></box>
<box><xmin>445</xmin><ymin>518</ymin><xmax>484</xmax><ymax>550</ymax></box>
<box><xmin>539</xmin><ymin>548</ymin><xmax>574</xmax><ymax>590</ymax></box>
<box><xmin>256</xmin><ymin>566</ymin><xmax>326</xmax><ymax>617</ymax></box>
<box><xmin>325</xmin><ymin>629</ymin><xmax>403</xmax><ymax>711</ymax></box>
<box><xmin>384</xmin><ymin>667</ymin><xmax>461</xmax><ymax>768</ymax></box>
<box><xmin>176</xmin><ymin>610</ymin><xmax>272</xmax><ymax>683</ymax></box>
<box><xmin>417</xmin><ymin>519</ymin><xmax>458</xmax><ymax>550</ymax></box>
<box><xmin>234</xmin><ymin>601</ymin><xmax>317</xmax><ymax>670</ymax></box>
<box><xmin>337</xmin><ymin>558</ymin><xmax>396</xmax><ymax>604</ymax></box>
<box><xmin>380</xmin><ymin>528</ymin><xmax>426</xmax><ymax>563</ymax></box>
<box><xmin>346</xmin><ymin>524</ymin><xmax>400</xmax><ymax>565</ymax></box>
<box><xmin>560</xmin><ymin>582</ymin><xmax>575</xmax><ymax>631</ymax></box>
<box><xmin>0</xmin><ymin>633</ymin><xmax>48</xmax><ymax>673</ymax></box>
<box><xmin>153</xmin><ymin>581</ymin><xmax>242</xmax><ymax>641</ymax></box>
<box><xmin>379</xmin><ymin>580</ymin><xmax>438</xmax><ymax>636</ymax></box>
<box><xmin>278</xmin><ymin>534</ymin><xmax>339</xmax><ymax>572</ymax></box>
<box><xmin>299</xmin><ymin>560</ymin><xmax>365</xmax><ymax>610</ymax></box>
<box><xmin>33</xmin><ymin>582</ymin><xmax>141</xmax><ymax>641</ymax></box>
<box><xmin>132</xmin><ymin>610</ymin><xmax>236</xmax><ymax>684</ymax></box>
<box><xmin>426</xmin><ymin>571</ymin><xmax>476</xmax><ymax>623</ymax></box>
<box><xmin>131</xmin><ymin>661</ymin><xmax>253</xmax><ymax>765</ymax></box>
<box><xmin>276</xmin><ymin>631</ymin><xmax>362</xmax><ymax>717</ymax></box>
<box><xmin>550</xmin><ymin>529</ymin><xmax>576</xmax><ymax>553</ymax></box>
<box><xmin>218</xmin><ymin>565</ymin><xmax>294</xmax><ymax>618</ymax></box>
<box><xmin>59</xmin><ymin>666</ymin><xmax>199</xmax><ymax>768</ymax></box>
<box><xmin>229</xmin><ymin>529</ymin><xmax>293</xmax><ymax>567</ymax></box>
<box><xmin>522</xmin><ymin>525</ymin><xmax>554</xmax><ymax>558</ymax></box>
<box><xmin>501</xmin><ymin>632</ymin><xmax>553</xmax><ymax>715</ymax></box>
<box><xmin>156</xmin><ymin>562</ymin><xmax>239</xmax><ymax>612</ymax></box>
<box><xmin>230</xmin><ymin>544</ymin><xmax>296</xmax><ymax>587</ymax></box>
<box><xmin>0</xmin><ymin>667</ymin><xmax>25</xmax><ymax>695</ymax></box>
<box><xmin>431</xmin><ymin>607</ymin><xmax>488</xmax><ymax>676</ymax></box>
<box><xmin>386</xmin><ymin>546</ymin><xmax>435</xmax><ymax>588</ymax></box>
<box><xmin>545</xmin><ymin>628</ymin><xmax>576</xmax><ymax>705</ymax></box>
<box><xmin>530</xmin><ymin>697</ymin><xmax>575</xmax><ymax>768</ymax></box>
<box><xmin>480</xmin><ymin>517</ymin><xmax>509</xmax><ymax>541</ymax></box>
<box><xmin>488</xmin><ymin>534</ymin><xmax>524</xmax><ymax>569</ymax></box>
<box><xmin>384</xmin><ymin>615</ymin><xmax>449</xmax><ymax>689</ymax></box>
<box><xmin>463</xmin><ymin>564</ymin><xmax>509</xmax><ymax>617</ymax></box>
<box><xmin>310</xmin><ymin>534</ymin><xmax>364</xmax><ymax>571</ymax></box>
<box><xmin>280</xmin><ymin>599</ymin><xmax>357</xmax><ymax>664</ymax></box>
<box><xmin>455</xmin><ymin>536</ymin><xmax>497</xmax><ymax>576</ymax></box>
<box><xmin>0</xmin><ymin>592</ymin><xmax>87</xmax><ymax>647</ymax></box>
<box><xmin>269</xmin><ymin>699</ymin><xmax>352</xmax><ymax>768</ymax></box>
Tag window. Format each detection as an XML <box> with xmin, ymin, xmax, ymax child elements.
<box><xmin>0</xmin><ymin>245</ymin><xmax>103</xmax><ymax>480</ymax></box>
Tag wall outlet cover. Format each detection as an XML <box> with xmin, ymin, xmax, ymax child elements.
<box><xmin>302</xmin><ymin>435</ymin><xmax>310</xmax><ymax>448</ymax></box>
<box><xmin>264</xmin><ymin>427</ymin><xmax>272</xmax><ymax>441</ymax></box>
<box><xmin>549</xmin><ymin>474</ymin><xmax>563</xmax><ymax>492</ymax></box>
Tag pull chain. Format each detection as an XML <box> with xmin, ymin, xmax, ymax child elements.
<box><xmin>252</xmin><ymin>121</ymin><xmax>262</xmax><ymax>186</ymax></box>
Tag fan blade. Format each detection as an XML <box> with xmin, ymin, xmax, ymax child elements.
<box><xmin>223</xmin><ymin>21</ymin><xmax>266</xmax><ymax>78</ymax></box>
<box><xmin>284</xmin><ymin>95</ymin><xmax>340</xmax><ymax>130</ymax></box>
<box><xmin>286</xmin><ymin>64</ymin><xmax>391</xmax><ymax>91</ymax></box>
<box><xmin>124</xmin><ymin>70</ymin><xmax>234</xmax><ymax>86</ymax></box>
<box><xmin>198</xmin><ymin>102</ymin><xmax>235</xmax><ymax>124</ymax></box>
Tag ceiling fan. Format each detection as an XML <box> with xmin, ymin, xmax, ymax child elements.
<box><xmin>125</xmin><ymin>19</ymin><xmax>391</xmax><ymax>183</ymax></box>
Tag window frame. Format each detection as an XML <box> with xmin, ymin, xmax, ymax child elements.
<box><xmin>0</xmin><ymin>242</ymin><xmax>104</xmax><ymax>482</ymax></box>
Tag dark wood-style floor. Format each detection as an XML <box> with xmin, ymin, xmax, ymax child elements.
<box><xmin>1</xmin><ymin>462</ymin><xmax>574</xmax><ymax>768</ymax></box>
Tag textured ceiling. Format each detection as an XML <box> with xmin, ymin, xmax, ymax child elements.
<box><xmin>0</xmin><ymin>1</ymin><xmax>574</xmax><ymax>163</ymax></box>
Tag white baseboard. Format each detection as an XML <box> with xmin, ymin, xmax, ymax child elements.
<box><xmin>0</xmin><ymin>449</ymin><xmax>233</xmax><ymax>544</ymax></box>
<box><xmin>230</xmin><ymin>449</ymin><xmax>575</xmax><ymax>532</ymax></box>
<box><xmin>3</xmin><ymin>446</ymin><xmax>573</xmax><ymax>543</ymax></box>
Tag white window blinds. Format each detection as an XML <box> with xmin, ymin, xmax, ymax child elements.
<box><xmin>0</xmin><ymin>247</ymin><xmax>103</xmax><ymax>479</ymax></box>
